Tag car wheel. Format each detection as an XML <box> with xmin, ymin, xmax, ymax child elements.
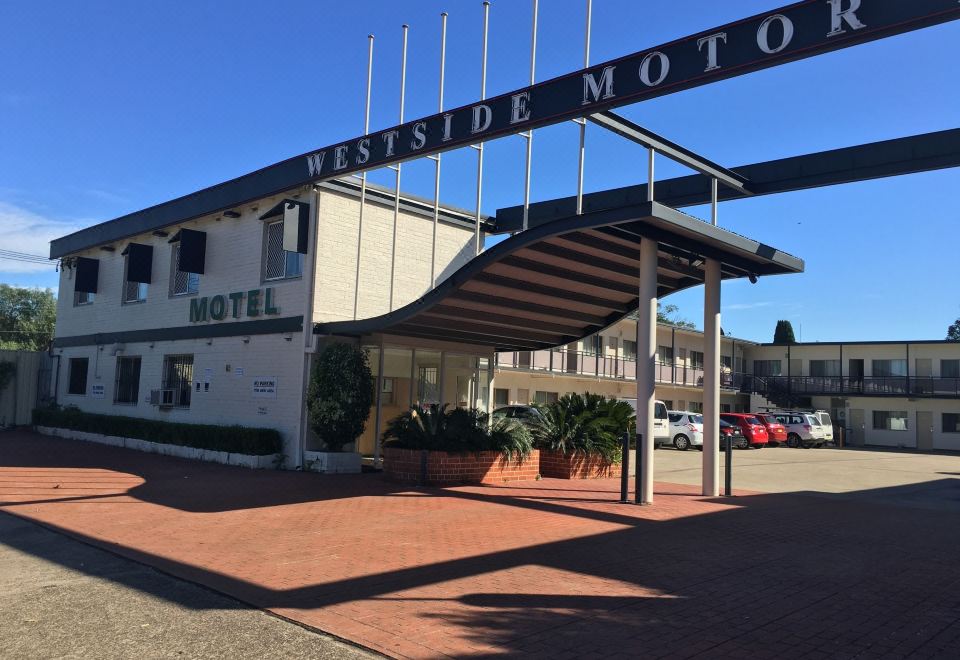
<box><xmin>786</xmin><ymin>433</ymin><xmax>800</xmax><ymax>448</ymax></box>
<box><xmin>673</xmin><ymin>434</ymin><xmax>690</xmax><ymax>451</ymax></box>
<box><xmin>736</xmin><ymin>437</ymin><xmax>750</xmax><ymax>450</ymax></box>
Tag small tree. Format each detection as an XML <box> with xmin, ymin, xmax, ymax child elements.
<box><xmin>307</xmin><ymin>343</ymin><xmax>374</xmax><ymax>452</ymax></box>
<box><xmin>773</xmin><ymin>320</ymin><xmax>797</xmax><ymax>344</ymax></box>
<box><xmin>947</xmin><ymin>318</ymin><xmax>960</xmax><ymax>342</ymax></box>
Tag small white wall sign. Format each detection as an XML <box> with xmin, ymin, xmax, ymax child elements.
<box><xmin>252</xmin><ymin>377</ymin><xmax>277</xmax><ymax>398</ymax></box>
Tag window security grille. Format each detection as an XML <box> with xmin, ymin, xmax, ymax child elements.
<box><xmin>162</xmin><ymin>354</ymin><xmax>194</xmax><ymax>408</ymax></box>
<box><xmin>114</xmin><ymin>356</ymin><xmax>141</xmax><ymax>404</ymax></box>
<box><xmin>68</xmin><ymin>358</ymin><xmax>88</xmax><ymax>395</ymax></box>
<box><xmin>172</xmin><ymin>245</ymin><xmax>200</xmax><ymax>296</ymax></box>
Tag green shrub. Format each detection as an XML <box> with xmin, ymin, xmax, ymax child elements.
<box><xmin>528</xmin><ymin>393</ymin><xmax>631</xmax><ymax>464</ymax></box>
<box><xmin>382</xmin><ymin>404</ymin><xmax>533</xmax><ymax>460</ymax></box>
<box><xmin>307</xmin><ymin>343</ymin><xmax>374</xmax><ymax>452</ymax></box>
<box><xmin>31</xmin><ymin>407</ymin><xmax>282</xmax><ymax>455</ymax></box>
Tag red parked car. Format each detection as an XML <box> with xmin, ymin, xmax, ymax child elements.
<box><xmin>720</xmin><ymin>413</ymin><xmax>769</xmax><ymax>449</ymax></box>
<box><xmin>755</xmin><ymin>413</ymin><xmax>788</xmax><ymax>446</ymax></box>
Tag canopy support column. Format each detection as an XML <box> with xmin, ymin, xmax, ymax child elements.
<box><xmin>636</xmin><ymin>238</ymin><xmax>657</xmax><ymax>505</ymax></box>
<box><xmin>703</xmin><ymin>258</ymin><xmax>721</xmax><ymax>496</ymax></box>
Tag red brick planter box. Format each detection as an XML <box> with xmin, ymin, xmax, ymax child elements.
<box><xmin>383</xmin><ymin>447</ymin><xmax>540</xmax><ymax>486</ymax></box>
<box><xmin>538</xmin><ymin>449</ymin><xmax>621</xmax><ymax>479</ymax></box>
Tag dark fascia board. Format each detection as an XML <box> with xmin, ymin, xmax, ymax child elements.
<box><xmin>761</xmin><ymin>340</ymin><xmax>960</xmax><ymax>347</ymax></box>
<box><xmin>495</xmin><ymin>129</ymin><xmax>960</xmax><ymax>231</ymax></box>
<box><xmin>52</xmin><ymin>316</ymin><xmax>303</xmax><ymax>348</ymax></box>
<box><xmin>49</xmin><ymin>176</ymin><xmax>490</xmax><ymax>259</ymax></box>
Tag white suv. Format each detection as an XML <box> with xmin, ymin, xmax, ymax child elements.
<box><xmin>771</xmin><ymin>411</ymin><xmax>827</xmax><ymax>448</ymax></box>
<box><xmin>666</xmin><ymin>411</ymin><xmax>704</xmax><ymax>450</ymax></box>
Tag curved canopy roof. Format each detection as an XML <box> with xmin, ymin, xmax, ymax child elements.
<box><xmin>314</xmin><ymin>201</ymin><xmax>803</xmax><ymax>352</ymax></box>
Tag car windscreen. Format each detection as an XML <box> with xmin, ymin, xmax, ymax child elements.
<box><xmin>690</xmin><ymin>415</ymin><xmax>703</xmax><ymax>424</ymax></box>
<box><xmin>806</xmin><ymin>415</ymin><xmax>821</xmax><ymax>425</ymax></box>
<box><xmin>655</xmin><ymin>403</ymin><xmax>668</xmax><ymax>419</ymax></box>
<box><xmin>668</xmin><ymin>413</ymin><xmax>683</xmax><ymax>423</ymax></box>
<box><xmin>745</xmin><ymin>416</ymin><xmax>763</xmax><ymax>425</ymax></box>
<box><xmin>819</xmin><ymin>413</ymin><xmax>832</xmax><ymax>425</ymax></box>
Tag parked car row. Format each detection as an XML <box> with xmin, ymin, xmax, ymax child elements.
<box><xmin>491</xmin><ymin>403</ymin><xmax>834</xmax><ymax>452</ymax></box>
<box><xmin>661</xmin><ymin>409</ymin><xmax>834</xmax><ymax>451</ymax></box>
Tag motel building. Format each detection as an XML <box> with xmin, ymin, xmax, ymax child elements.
<box><xmin>43</xmin><ymin>1</ymin><xmax>960</xmax><ymax>500</ymax></box>
<box><xmin>495</xmin><ymin>321</ymin><xmax>960</xmax><ymax>451</ymax></box>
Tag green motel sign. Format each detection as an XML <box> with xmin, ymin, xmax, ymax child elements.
<box><xmin>189</xmin><ymin>288</ymin><xmax>280</xmax><ymax>322</ymax></box>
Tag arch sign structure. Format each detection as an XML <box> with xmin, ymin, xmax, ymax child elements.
<box><xmin>49</xmin><ymin>0</ymin><xmax>960</xmax><ymax>503</ymax></box>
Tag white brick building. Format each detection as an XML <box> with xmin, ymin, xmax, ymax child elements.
<box><xmin>51</xmin><ymin>179</ymin><xmax>483</xmax><ymax>466</ymax></box>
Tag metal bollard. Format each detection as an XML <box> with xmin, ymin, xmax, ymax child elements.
<box><xmin>724</xmin><ymin>435</ymin><xmax>733</xmax><ymax>497</ymax></box>
<box><xmin>634</xmin><ymin>433</ymin><xmax>643</xmax><ymax>504</ymax></box>
<box><xmin>620</xmin><ymin>431</ymin><xmax>630</xmax><ymax>503</ymax></box>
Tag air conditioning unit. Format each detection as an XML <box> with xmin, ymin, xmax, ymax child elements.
<box><xmin>149</xmin><ymin>389</ymin><xmax>176</xmax><ymax>408</ymax></box>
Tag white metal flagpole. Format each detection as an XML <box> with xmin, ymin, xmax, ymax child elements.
<box><xmin>389</xmin><ymin>25</ymin><xmax>408</xmax><ymax>312</ymax></box>
<box><xmin>474</xmin><ymin>1</ymin><xmax>490</xmax><ymax>255</ymax></box>
<box><xmin>353</xmin><ymin>34</ymin><xmax>374</xmax><ymax>320</ymax></box>
<box><xmin>576</xmin><ymin>0</ymin><xmax>592</xmax><ymax>215</ymax></box>
<box><xmin>521</xmin><ymin>0</ymin><xmax>538</xmax><ymax>231</ymax></box>
<box><xmin>431</xmin><ymin>13</ymin><xmax>448</xmax><ymax>288</ymax></box>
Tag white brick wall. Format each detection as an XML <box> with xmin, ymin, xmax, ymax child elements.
<box><xmin>313</xmin><ymin>189</ymin><xmax>477</xmax><ymax>322</ymax></box>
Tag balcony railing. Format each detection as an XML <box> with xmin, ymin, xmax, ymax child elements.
<box><xmin>494</xmin><ymin>349</ymin><xmax>743</xmax><ymax>389</ymax></box>
<box><xmin>742</xmin><ymin>375</ymin><xmax>960</xmax><ymax>399</ymax></box>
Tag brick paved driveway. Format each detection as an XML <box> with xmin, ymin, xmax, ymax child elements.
<box><xmin>2</xmin><ymin>430</ymin><xmax>960</xmax><ymax>658</ymax></box>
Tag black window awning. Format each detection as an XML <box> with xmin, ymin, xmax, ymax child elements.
<box><xmin>74</xmin><ymin>257</ymin><xmax>100</xmax><ymax>294</ymax></box>
<box><xmin>169</xmin><ymin>228</ymin><xmax>207</xmax><ymax>274</ymax></box>
<box><xmin>260</xmin><ymin>199</ymin><xmax>310</xmax><ymax>254</ymax></box>
<box><xmin>121</xmin><ymin>243</ymin><xmax>153</xmax><ymax>284</ymax></box>
<box><xmin>314</xmin><ymin>201</ymin><xmax>804</xmax><ymax>352</ymax></box>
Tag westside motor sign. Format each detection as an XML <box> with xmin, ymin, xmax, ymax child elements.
<box><xmin>302</xmin><ymin>0</ymin><xmax>960</xmax><ymax>181</ymax></box>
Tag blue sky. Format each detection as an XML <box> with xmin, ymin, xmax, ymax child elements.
<box><xmin>1</xmin><ymin>1</ymin><xmax>957</xmax><ymax>343</ymax></box>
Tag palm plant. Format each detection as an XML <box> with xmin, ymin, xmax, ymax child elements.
<box><xmin>529</xmin><ymin>393</ymin><xmax>628</xmax><ymax>463</ymax></box>
<box><xmin>382</xmin><ymin>404</ymin><xmax>533</xmax><ymax>459</ymax></box>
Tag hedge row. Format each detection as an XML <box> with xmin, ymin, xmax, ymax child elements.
<box><xmin>32</xmin><ymin>407</ymin><xmax>282</xmax><ymax>456</ymax></box>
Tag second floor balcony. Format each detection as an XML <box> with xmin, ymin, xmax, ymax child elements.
<box><xmin>494</xmin><ymin>349</ymin><xmax>743</xmax><ymax>390</ymax></box>
<box><xmin>742</xmin><ymin>375</ymin><xmax>960</xmax><ymax>400</ymax></box>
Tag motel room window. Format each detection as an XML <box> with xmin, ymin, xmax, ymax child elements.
<box><xmin>873</xmin><ymin>410</ymin><xmax>909</xmax><ymax>431</ymax></box>
<box><xmin>943</xmin><ymin>413</ymin><xmax>960</xmax><ymax>433</ymax></box>
<box><xmin>623</xmin><ymin>340</ymin><xmax>637</xmax><ymax>361</ymax></box>
<box><xmin>67</xmin><ymin>358</ymin><xmax>88</xmax><ymax>395</ymax></box>
<box><xmin>264</xmin><ymin>221</ymin><xmax>304</xmax><ymax>281</ymax></box>
<box><xmin>690</xmin><ymin>351</ymin><xmax>704</xmax><ymax>370</ymax></box>
<box><xmin>380</xmin><ymin>378</ymin><xmax>395</xmax><ymax>405</ymax></box>
<box><xmin>73</xmin><ymin>290</ymin><xmax>95</xmax><ymax>306</ymax></box>
<box><xmin>162</xmin><ymin>354</ymin><xmax>194</xmax><ymax>408</ymax></box>
<box><xmin>872</xmin><ymin>359</ymin><xmax>907</xmax><ymax>378</ymax></box>
<box><xmin>534</xmin><ymin>391</ymin><xmax>558</xmax><ymax>405</ymax></box>
<box><xmin>688</xmin><ymin>401</ymin><xmax>703</xmax><ymax>413</ymax></box>
<box><xmin>942</xmin><ymin>360</ymin><xmax>960</xmax><ymax>379</ymax></box>
<box><xmin>810</xmin><ymin>360</ymin><xmax>841</xmax><ymax>377</ymax></box>
<box><xmin>114</xmin><ymin>356</ymin><xmax>142</xmax><ymax>405</ymax></box>
<box><xmin>170</xmin><ymin>244</ymin><xmax>200</xmax><ymax>296</ymax></box>
<box><xmin>494</xmin><ymin>388</ymin><xmax>509</xmax><ymax>407</ymax></box>
<box><xmin>753</xmin><ymin>360</ymin><xmax>782</xmax><ymax>376</ymax></box>
<box><xmin>661</xmin><ymin>400</ymin><xmax>674</xmax><ymax>410</ymax></box>
<box><xmin>657</xmin><ymin>345</ymin><xmax>674</xmax><ymax>365</ymax></box>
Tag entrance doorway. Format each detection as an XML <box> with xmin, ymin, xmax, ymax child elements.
<box><xmin>848</xmin><ymin>408</ymin><xmax>865</xmax><ymax>446</ymax></box>
<box><xmin>917</xmin><ymin>411</ymin><xmax>933</xmax><ymax>451</ymax></box>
